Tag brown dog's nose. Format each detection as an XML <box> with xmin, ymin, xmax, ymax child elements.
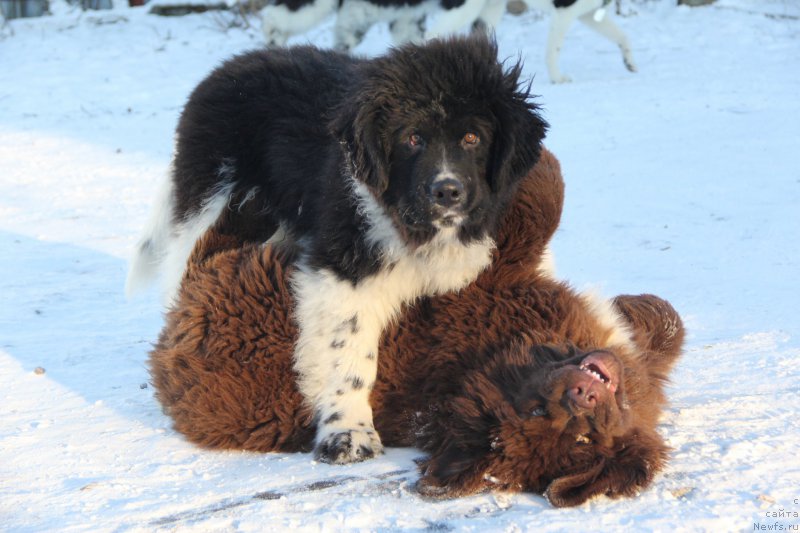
<box><xmin>567</xmin><ymin>378</ymin><xmax>600</xmax><ymax>410</ymax></box>
<box><xmin>430</xmin><ymin>178</ymin><xmax>465</xmax><ymax>209</ymax></box>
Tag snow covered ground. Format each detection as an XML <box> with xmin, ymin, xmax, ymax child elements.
<box><xmin>1</xmin><ymin>0</ymin><xmax>799</xmax><ymax>530</ymax></box>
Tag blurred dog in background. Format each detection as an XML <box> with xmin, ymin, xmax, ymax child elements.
<box><xmin>259</xmin><ymin>0</ymin><xmax>636</xmax><ymax>83</ymax></box>
<box><xmin>260</xmin><ymin>0</ymin><xmax>506</xmax><ymax>51</ymax></box>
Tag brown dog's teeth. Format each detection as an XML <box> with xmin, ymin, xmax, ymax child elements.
<box><xmin>582</xmin><ymin>366</ymin><xmax>606</xmax><ymax>383</ymax></box>
<box><xmin>581</xmin><ymin>363</ymin><xmax>610</xmax><ymax>384</ymax></box>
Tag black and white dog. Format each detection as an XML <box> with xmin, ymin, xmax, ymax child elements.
<box><xmin>261</xmin><ymin>0</ymin><xmax>506</xmax><ymax>51</ymax></box>
<box><xmin>261</xmin><ymin>0</ymin><xmax>635</xmax><ymax>83</ymax></box>
<box><xmin>127</xmin><ymin>35</ymin><xmax>547</xmax><ymax>464</ymax></box>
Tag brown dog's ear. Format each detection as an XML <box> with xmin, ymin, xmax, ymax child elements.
<box><xmin>544</xmin><ymin>461</ymin><xmax>606</xmax><ymax>508</ymax></box>
<box><xmin>544</xmin><ymin>432</ymin><xmax>670</xmax><ymax>507</ymax></box>
<box><xmin>330</xmin><ymin>91</ymin><xmax>390</xmax><ymax>194</ymax></box>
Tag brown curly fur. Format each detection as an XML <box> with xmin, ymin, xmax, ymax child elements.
<box><xmin>149</xmin><ymin>148</ymin><xmax>684</xmax><ymax>506</ymax></box>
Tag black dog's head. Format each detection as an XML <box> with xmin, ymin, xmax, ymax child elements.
<box><xmin>415</xmin><ymin>344</ymin><xmax>674</xmax><ymax>507</ymax></box>
<box><xmin>332</xmin><ymin>34</ymin><xmax>548</xmax><ymax>248</ymax></box>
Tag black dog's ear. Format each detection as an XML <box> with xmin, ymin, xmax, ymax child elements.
<box><xmin>489</xmin><ymin>64</ymin><xmax>548</xmax><ymax>194</ymax></box>
<box><xmin>544</xmin><ymin>431</ymin><xmax>670</xmax><ymax>507</ymax></box>
<box><xmin>330</xmin><ymin>92</ymin><xmax>390</xmax><ymax>194</ymax></box>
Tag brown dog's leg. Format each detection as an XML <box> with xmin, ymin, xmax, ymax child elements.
<box><xmin>613</xmin><ymin>294</ymin><xmax>684</xmax><ymax>376</ymax></box>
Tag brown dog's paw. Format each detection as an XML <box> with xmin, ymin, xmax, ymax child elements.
<box><xmin>414</xmin><ymin>464</ymin><xmax>491</xmax><ymax>500</ymax></box>
<box><xmin>415</xmin><ymin>476</ymin><xmax>456</xmax><ymax>500</ymax></box>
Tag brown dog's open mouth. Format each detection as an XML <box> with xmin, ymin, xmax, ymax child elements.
<box><xmin>579</xmin><ymin>353</ymin><xmax>618</xmax><ymax>394</ymax></box>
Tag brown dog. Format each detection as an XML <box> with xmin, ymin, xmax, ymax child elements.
<box><xmin>149</xmin><ymin>148</ymin><xmax>684</xmax><ymax>507</ymax></box>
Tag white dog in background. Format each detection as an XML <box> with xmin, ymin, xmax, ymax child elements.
<box><xmin>522</xmin><ymin>0</ymin><xmax>636</xmax><ymax>83</ymax></box>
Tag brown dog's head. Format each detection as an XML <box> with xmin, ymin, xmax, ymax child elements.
<box><xmin>416</xmin><ymin>343</ymin><xmax>672</xmax><ymax>507</ymax></box>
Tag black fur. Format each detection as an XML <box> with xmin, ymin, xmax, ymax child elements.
<box><xmin>172</xmin><ymin>34</ymin><xmax>547</xmax><ymax>284</ymax></box>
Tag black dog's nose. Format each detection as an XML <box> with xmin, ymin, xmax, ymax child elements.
<box><xmin>430</xmin><ymin>178</ymin><xmax>465</xmax><ymax>209</ymax></box>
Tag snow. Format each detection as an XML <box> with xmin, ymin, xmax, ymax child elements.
<box><xmin>1</xmin><ymin>0</ymin><xmax>799</xmax><ymax>530</ymax></box>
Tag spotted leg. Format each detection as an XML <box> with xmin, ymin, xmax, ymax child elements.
<box><xmin>334</xmin><ymin>0</ymin><xmax>372</xmax><ymax>51</ymax></box>
<box><xmin>291</xmin><ymin>269</ymin><xmax>388</xmax><ymax>464</ymax></box>
<box><xmin>471</xmin><ymin>0</ymin><xmax>506</xmax><ymax>34</ymax></box>
<box><xmin>389</xmin><ymin>15</ymin><xmax>425</xmax><ymax>45</ymax></box>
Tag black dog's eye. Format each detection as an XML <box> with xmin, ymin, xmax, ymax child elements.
<box><xmin>408</xmin><ymin>133</ymin><xmax>423</xmax><ymax>147</ymax></box>
<box><xmin>531</xmin><ymin>406</ymin><xmax>547</xmax><ymax>417</ymax></box>
<box><xmin>462</xmin><ymin>132</ymin><xmax>480</xmax><ymax>145</ymax></box>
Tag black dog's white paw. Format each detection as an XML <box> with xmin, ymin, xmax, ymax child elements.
<box><xmin>314</xmin><ymin>428</ymin><xmax>383</xmax><ymax>464</ymax></box>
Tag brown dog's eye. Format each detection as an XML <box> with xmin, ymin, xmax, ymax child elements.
<box><xmin>409</xmin><ymin>133</ymin><xmax>423</xmax><ymax>147</ymax></box>
<box><xmin>531</xmin><ymin>406</ymin><xmax>547</xmax><ymax>417</ymax></box>
<box><xmin>463</xmin><ymin>132</ymin><xmax>479</xmax><ymax>145</ymax></box>
<box><xmin>575</xmin><ymin>435</ymin><xmax>591</xmax><ymax>444</ymax></box>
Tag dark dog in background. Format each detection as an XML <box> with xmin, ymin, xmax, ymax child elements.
<box><xmin>127</xmin><ymin>35</ymin><xmax>547</xmax><ymax>465</ymax></box>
